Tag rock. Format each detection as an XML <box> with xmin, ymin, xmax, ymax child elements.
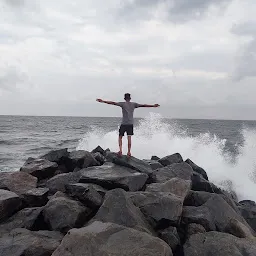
<box><xmin>185</xmin><ymin>159</ymin><xmax>208</xmax><ymax>180</ymax></box>
<box><xmin>20</xmin><ymin>159</ymin><xmax>58</xmax><ymax>180</ymax></box>
<box><xmin>112</xmin><ymin>154</ymin><xmax>154</xmax><ymax>175</ymax></box>
<box><xmin>0</xmin><ymin>171</ymin><xmax>37</xmax><ymax>195</ymax></box>
<box><xmin>22</xmin><ymin>188</ymin><xmax>49</xmax><ymax>207</ymax></box>
<box><xmin>129</xmin><ymin>191</ymin><xmax>183</xmax><ymax>228</ymax></box>
<box><xmin>159</xmin><ymin>226</ymin><xmax>180</xmax><ymax>251</ymax></box>
<box><xmin>0</xmin><ymin>228</ymin><xmax>63</xmax><ymax>256</ymax></box>
<box><xmin>153</xmin><ymin>163</ymin><xmax>194</xmax><ymax>183</ymax></box>
<box><xmin>65</xmin><ymin>183</ymin><xmax>103</xmax><ymax>209</ymax></box>
<box><xmin>92</xmin><ymin>189</ymin><xmax>154</xmax><ymax>234</ymax></box>
<box><xmin>91</xmin><ymin>145</ymin><xmax>105</xmax><ymax>155</ymax></box>
<box><xmin>0</xmin><ymin>207</ymin><xmax>44</xmax><ymax>235</ymax></box>
<box><xmin>43</xmin><ymin>195</ymin><xmax>91</xmax><ymax>233</ymax></box>
<box><xmin>158</xmin><ymin>153</ymin><xmax>183</xmax><ymax>166</ymax></box>
<box><xmin>191</xmin><ymin>172</ymin><xmax>214</xmax><ymax>192</ymax></box>
<box><xmin>146</xmin><ymin>178</ymin><xmax>191</xmax><ymax>200</ymax></box>
<box><xmin>143</xmin><ymin>160</ymin><xmax>163</xmax><ymax>170</ymax></box>
<box><xmin>239</xmin><ymin>200</ymin><xmax>256</xmax><ymax>232</ymax></box>
<box><xmin>182</xmin><ymin>206</ymin><xmax>216</xmax><ymax>231</ymax></box>
<box><xmin>46</xmin><ymin>172</ymin><xmax>82</xmax><ymax>194</ymax></box>
<box><xmin>184</xmin><ymin>231</ymin><xmax>256</xmax><ymax>256</ymax></box>
<box><xmin>187</xmin><ymin>223</ymin><xmax>206</xmax><ymax>238</ymax></box>
<box><xmin>203</xmin><ymin>195</ymin><xmax>253</xmax><ymax>235</ymax></box>
<box><xmin>151</xmin><ymin>155</ymin><xmax>160</xmax><ymax>160</ymax></box>
<box><xmin>68</xmin><ymin>150</ymin><xmax>99</xmax><ymax>170</ymax></box>
<box><xmin>41</xmin><ymin>148</ymin><xmax>69</xmax><ymax>164</ymax></box>
<box><xmin>53</xmin><ymin>165</ymin><xmax>69</xmax><ymax>175</ymax></box>
<box><xmin>93</xmin><ymin>152</ymin><xmax>105</xmax><ymax>165</ymax></box>
<box><xmin>224</xmin><ymin>219</ymin><xmax>255</xmax><ymax>239</ymax></box>
<box><xmin>52</xmin><ymin>221</ymin><xmax>172</xmax><ymax>256</ymax></box>
<box><xmin>79</xmin><ymin>163</ymin><xmax>148</xmax><ymax>191</ymax></box>
<box><xmin>0</xmin><ymin>189</ymin><xmax>22</xmax><ymax>222</ymax></box>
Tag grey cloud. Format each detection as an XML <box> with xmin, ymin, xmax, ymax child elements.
<box><xmin>119</xmin><ymin>0</ymin><xmax>233</xmax><ymax>23</ymax></box>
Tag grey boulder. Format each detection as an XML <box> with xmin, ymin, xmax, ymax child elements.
<box><xmin>185</xmin><ymin>159</ymin><xmax>208</xmax><ymax>180</ymax></box>
<box><xmin>239</xmin><ymin>200</ymin><xmax>256</xmax><ymax>232</ymax></box>
<box><xmin>158</xmin><ymin>153</ymin><xmax>183</xmax><ymax>166</ymax></box>
<box><xmin>159</xmin><ymin>226</ymin><xmax>181</xmax><ymax>252</ymax></box>
<box><xmin>52</xmin><ymin>221</ymin><xmax>173</xmax><ymax>256</ymax></box>
<box><xmin>23</xmin><ymin>188</ymin><xmax>49</xmax><ymax>207</ymax></box>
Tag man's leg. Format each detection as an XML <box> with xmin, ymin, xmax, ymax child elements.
<box><xmin>118</xmin><ymin>136</ymin><xmax>123</xmax><ymax>155</ymax></box>
<box><xmin>127</xmin><ymin>136</ymin><xmax>132</xmax><ymax>157</ymax></box>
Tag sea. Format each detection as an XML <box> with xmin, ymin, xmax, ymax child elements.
<box><xmin>1</xmin><ymin>113</ymin><xmax>256</xmax><ymax>202</ymax></box>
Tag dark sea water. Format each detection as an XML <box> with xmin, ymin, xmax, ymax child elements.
<box><xmin>1</xmin><ymin>114</ymin><xmax>256</xmax><ymax>201</ymax></box>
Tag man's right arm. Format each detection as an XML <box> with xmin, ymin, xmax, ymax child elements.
<box><xmin>96</xmin><ymin>99</ymin><xmax>120</xmax><ymax>106</ymax></box>
<box><xmin>136</xmin><ymin>103</ymin><xmax>160</xmax><ymax>108</ymax></box>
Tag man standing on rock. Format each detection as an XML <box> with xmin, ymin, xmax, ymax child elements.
<box><xmin>96</xmin><ymin>93</ymin><xmax>160</xmax><ymax>157</ymax></box>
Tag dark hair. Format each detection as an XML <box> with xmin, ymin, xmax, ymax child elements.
<box><xmin>124</xmin><ymin>93</ymin><xmax>131</xmax><ymax>100</ymax></box>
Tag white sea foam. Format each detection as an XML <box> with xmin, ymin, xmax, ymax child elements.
<box><xmin>77</xmin><ymin>113</ymin><xmax>256</xmax><ymax>201</ymax></box>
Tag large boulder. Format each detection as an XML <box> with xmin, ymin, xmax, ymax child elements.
<box><xmin>0</xmin><ymin>207</ymin><xmax>44</xmax><ymax>235</ymax></box>
<box><xmin>0</xmin><ymin>171</ymin><xmax>37</xmax><ymax>195</ymax></box>
<box><xmin>46</xmin><ymin>172</ymin><xmax>82</xmax><ymax>194</ymax></box>
<box><xmin>67</xmin><ymin>150</ymin><xmax>99</xmax><ymax>170</ymax></box>
<box><xmin>22</xmin><ymin>188</ymin><xmax>49</xmax><ymax>207</ymax></box>
<box><xmin>41</xmin><ymin>148</ymin><xmax>69</xmax><ymax>164</ymax></box>
<box><xmin>239</xmin><ymin>200</ymin><xmax>256</xmax><ymax>232</ymax></box>
<box><xmin>153</xmin><ymin>163</ymin><xmax>194</xmax><ymax>183</ymax></box>
<box><xmin>184</xmin><ymin>231</ymin><xmax>256</xmax><ymax>256</ymax></box>
<box><xmin>185</xmin><ymin>159</ymin><xmax>208</xmax><ymax>180</ymax></box>
<box><xmin>92</xmin><ymin>189</ymin><xmax>153</xmax><ymax>234</ymax></box>
<box><xmin>91</xmin><ymin>145</ymin><xmax>105</xmax><ymax>155</ymax></box>
<box><xmin>158</xmin><ymin>153</ymin><xmax>183</xmax><ymax>166</ymax></box>
<box><xmin>52</xmin><ymin>221</ymin><xmax>173</xmax><ymax>256</ymax></box>
<box><xmin>20</xmin><ymin>159</ymin><xmax>58</xmax><ymax>180</ymax></box>
<box><xmin>79</xmin><ymin>163</ymin><xmax>148</xmax><ymax>191</ymax></box>
<box><xmin>0</xmin><ymin>189</ymin><xmax>22</xmax><ymax>222</ymax></box>
<box><xmin>129</xmin><ymin>191</ymin><xmax>183</xmax><ymax>228</ymax></box>
<box><xmin>146</xmin><ymin>178</ymin><xmax>191</xmax><ymax>200</ymax></box>
<box><xmin>112</xmin><ymin>154</ymin><xmax>154</xmax><ymax>175</ymax></box>
<box><xmin>43</xmin><ymin>195</ymin><xmax>91</xmax><ymax>233</ymax></box>
<box><xmin>65</xmin><ymin>183</ymin><xmax>103</xmax><ymax>209</ymax></box>
<box><xmin>182</xmin><ymin>206</ymin><xmax>216</xmax><ymax>231</ymax></box>
<box><xmin>186</xmin><ymin>223</ymin><xmax>206</xmax><ymax>238</ymax></box>
<box><xmin>191</xmin><ymin>172</ymin><xmax>214</xmax><ymax>193</ymax></box>
<box><xmin>143</xmin><ymin>160</ymin><xmax>163</xmax><ymax>170</ymax></box>
<box><xmin>0</xmin><ymin>228</ymin><xmax>63</xmax><ymax>256</ymax></box>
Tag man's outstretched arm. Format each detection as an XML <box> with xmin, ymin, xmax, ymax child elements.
<box><xmin>96</xmin><ymin>99</ymin><xmax>118</xmax><ymax>106</ymax></box>
<box><xmin>137</xmin><ymin>103</ymin><xmax>160</xmax><ymax>108</ymax></box>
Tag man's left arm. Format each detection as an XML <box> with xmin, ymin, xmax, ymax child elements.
<box><xmin>135</xmin><ymin>103</ymin><xmax>160</xmax><ymax>108</ymax></box>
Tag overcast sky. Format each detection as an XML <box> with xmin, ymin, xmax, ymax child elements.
<box><xmin>0</xmin><ymin>0</ymin><xmax>256</xmax><ymax>119</ymax></box>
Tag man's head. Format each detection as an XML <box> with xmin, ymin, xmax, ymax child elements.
<box><xmin>124</xmin><ymin>93</ymin><xmax>131</xmax><ymax>101</ymax></box>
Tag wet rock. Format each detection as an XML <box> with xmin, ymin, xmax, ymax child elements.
<box><xmin>92</xmin><ymin>189</ymin><xmax>154</xmax><ymax>234</ymax></box>
<box><xmin>158</xmin><ymin>153</ymin><xmax>183</xmax><ymax>166</ymax></box>
<box><xmin>184</xmin><ymin>231</ymin><xmax>256</xmax><ymax>256</ymax></box>
<box><xmin>182</xmin><ymin>206</ymin><xmax>216</xmax><ymax>231</ymax></box>
<box><xmin>67</xmin><ymin>150</ymin><xmax>99</xmax><ymax>170</ymax></box>
<box><xmin>191</xmin><ymin>172</ymin><xmax>214</xmax><ymax>192</ymax></box>
<box><xmin>43</xmin><ymin>195</ymin><xmax>91</xmax><ymax>233</ymax></box>
<box><xmin>91</xmin><ymin>145</ymin><xmax>105</xmax><ymax>155</ymax></box>
<box><xmin>185</xmin><ymin>159</ymin><xmax>208</xmax><ymax>180</ymax></box>
<box><xmin>239</xmin><ymin>200</ymin><xmax>256</xmax><ymax>232</ymax></box>
<box><xmin>151</xmin><ymin>155</ymin><xmax>160</xmax><ymax>161</ymax></box>
<box><xmin>0</xmin><ymin>171</ymin><xmax>37</xmax><ymax>195</ymax></box>
<box><xmin>153</xmin><ymin>163</ymin><xmax>194</xmax><ymax>183</ymax></box>
<box><xmin>146</xmin><ymin>178</ymin><xmax>191</xmax><ymax>200</ymax></box>
<box><xmin>79</xmin><ymin>163</ymin><xmax>148</xmax><ymax>191</ymax></box>
<box><xmin>93</xmin><ymin>152</ymin><xmax>105</xmax><ymax>165</ymax></box>
<box><xmin>0</xmin><ymin>207</ymin><xmax>44</xmax><ymax>235</ymax></box>
<box><xmin>41</xmin><ymin>148</ymin><xmax>69</xmax><ymax>164</ymax></box>
<box><xmin>159</xmin><ymin>226</ymin><xmax>180</xmax><ymax>251</ymax></box>
<box><xmin>224</xmin><ymin>219</ymin><xmax>254</xmax><ymax>239</ymax></box>
<box><xmin>52</xmin><ymin>221</ymin><xmax>172</xmax><ymax>256</ymax></box>
<box><xmin>0</xmin><ymin>228</ymin><xmax>63</xmax><ymax>256</ymax></box>
<box><xmin>20</xmin><ymin>159</ymin><xmax>58</xmax><ymax>180</ymax></box>
<box><xmin>112</xmin><ymin>154</ymin><xmax>154</xmax><ymax>175</ymax></box>
<box><xmin>129</xmin><ymin>191</ymin><xmax>183</xmax><ymax>228</ymax></box>
<box><xmin>46</xmin><ymin>172</ymin><xmax>82</xmax><ymax>194</ymax></box>
<box><xmin>65</xmin><ymin>183</ymin><xmax>103</xmax><ymax>208</ymax></box>
<box><xmin>186</xmin><ymin>223</ymin><xmax>206</xmax><ymax>238</ymax></box>
<box><xmin>143</xmin><ymin>160</ymin><xmax>163</xmax><ymax>170</ymax></box>
<box><xmin>0</xmin><ymin>189</ymin><xmax>22</xmax><ymax>222</ymax></box>
<box><xmin>23</xmin><ymin>188</ymin><xmax>49</xmax><ymax>207</ymax></box>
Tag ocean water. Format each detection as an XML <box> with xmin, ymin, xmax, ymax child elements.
<box><xmin>1</xmin><ymin>114</ymin><xmax>256</xmax><ymax>201</ymax></box>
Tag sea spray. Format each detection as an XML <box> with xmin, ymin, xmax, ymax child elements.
<box><xmin>77</xmin><ymin>113</ymin><xmax>256</xmax><ymax>201</ymax></box>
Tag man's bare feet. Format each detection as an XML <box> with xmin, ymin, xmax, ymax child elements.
<box><xmin>117</xmin><ymin>151</ymin><xmax>122</xmax><ymax>157</ymax></box>
<box><xmin>127</xmin><ymin>152</ymin><xmax>131</xmax><ymax>157</ymax></box>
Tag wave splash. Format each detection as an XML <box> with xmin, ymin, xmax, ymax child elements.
<box><xmin>77</xmin><ymin>113</ymin><xmax>256</xmax><ymax>201</ymax></box>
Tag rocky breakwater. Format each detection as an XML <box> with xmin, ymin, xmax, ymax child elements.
<box><xmin>0</xmin><ymin>147</ymin><xmax>256</xmax><ymax>256</ymax></box>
